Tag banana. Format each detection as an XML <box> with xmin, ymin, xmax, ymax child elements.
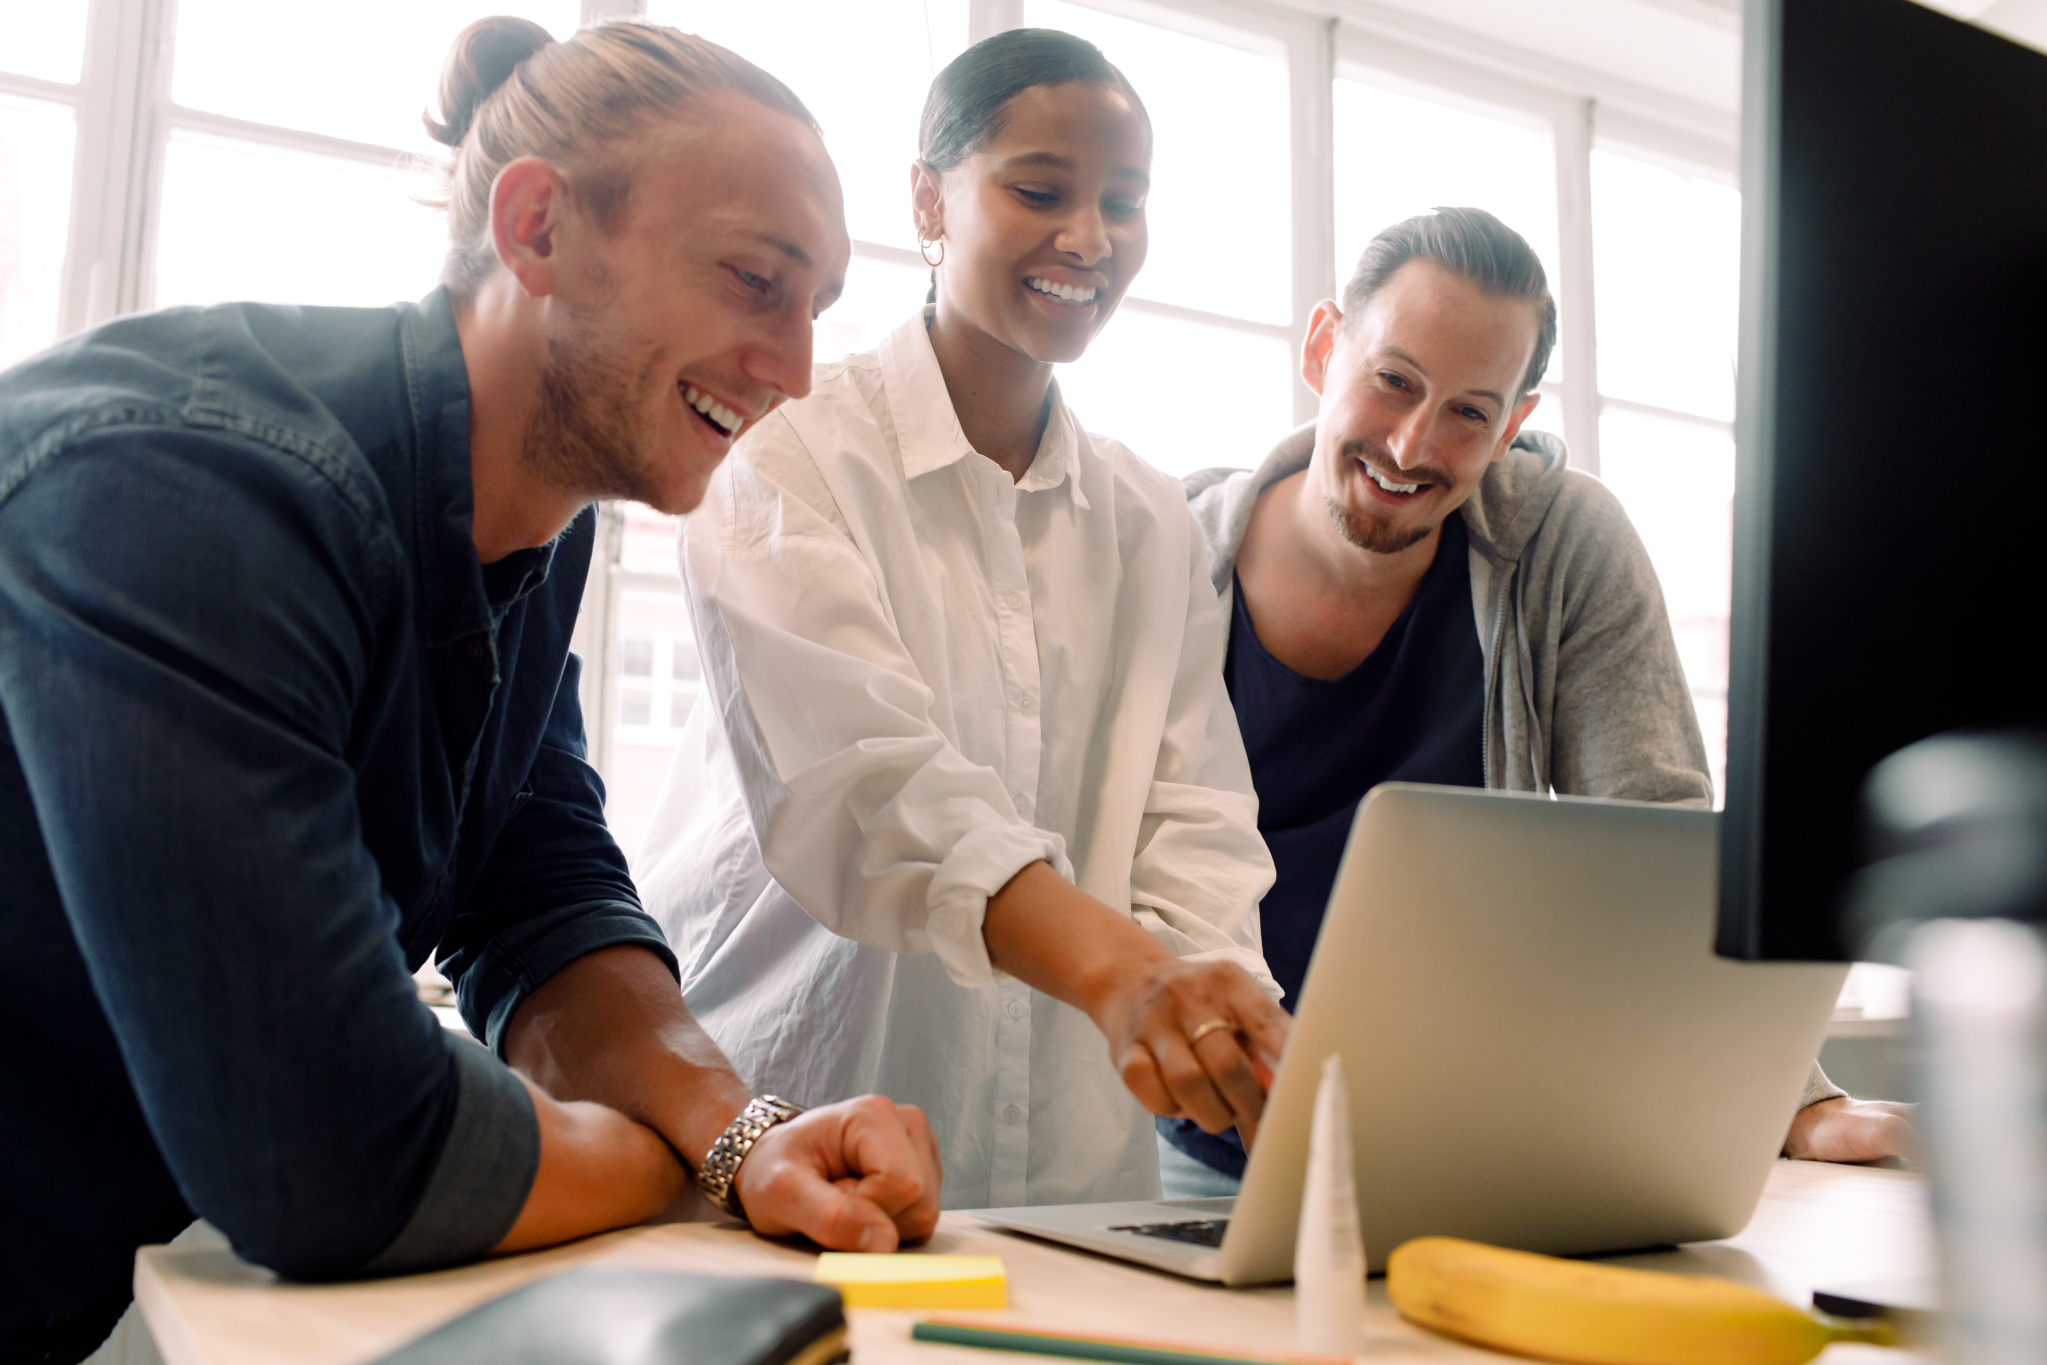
<box><xmin>1386</xmin><ymin>1236</ymin><xmax>1894</xmax><ymax>1365</ymax></box>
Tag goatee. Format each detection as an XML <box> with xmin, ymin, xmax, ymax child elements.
<box><xmin>1325</xmin><ymin>495</ymin><xmax>1433</xmax><ymax>555</ymax></box>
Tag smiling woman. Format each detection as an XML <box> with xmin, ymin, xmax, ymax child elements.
<box><xmin>634</xmin><ymin>27</ymin><xmax>1290</xmax><ymax>1212</ymax></box>
<box><xmin>910</xmin><ymin>46</ymin><xmax>1151</xmax><ymax>470</ymax></box>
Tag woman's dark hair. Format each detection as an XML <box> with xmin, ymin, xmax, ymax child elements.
<box><xmin>919</xmin><ymin>27</ymin><xmax>1147</xmax><ymax>172</ymax></box>
<box><xmin>1342</xmin><ymin>207</ymin><xmax>1558</xmax><ymax>398</ymax></box>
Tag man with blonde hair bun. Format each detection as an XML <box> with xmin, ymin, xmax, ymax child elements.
<box><xmin>0</xmin><ymin>18</ymin><xmax>938</xmax><ymax>1363</ymax></box>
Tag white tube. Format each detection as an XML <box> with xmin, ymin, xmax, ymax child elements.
<box><xmin>1295</xmin><ymin>1052</ymin><xmax>1367</xmax><ymax>1357</ymax></box>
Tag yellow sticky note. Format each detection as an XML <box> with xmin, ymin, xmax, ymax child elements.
<box><xmin>812</xmin><ymin>1253</ymin><xmax>1008</xmax><ymax>1309</ymax></box>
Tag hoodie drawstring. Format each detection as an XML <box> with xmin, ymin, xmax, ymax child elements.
<box><xmin>1512</xmin><ymin>556</ymin><xmax>1550</xmax><ymax>794</ymax></box>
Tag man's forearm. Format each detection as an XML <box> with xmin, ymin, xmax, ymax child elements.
<box><xmin>502</xmin><ymin>945</ymin><xmax>752</xmax><ymax>1169</ymax></box>
<box><xmin>494</xmin><ymin>1074</ymin><xmax>686</xmax><ymax>1253</ymax></box>
<box><xmin>502</xmin><ymin>947</ymin><xmax>947</xmax><ymax>1252</ymax></box>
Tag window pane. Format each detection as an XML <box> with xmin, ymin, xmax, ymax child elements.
<box><xmin>153</xmin><ymin>132</ymin><xmax>444</xmax><ymax>309</ymax></box>
<box><xmin>608</xmin><ymin>588</ymin><xmax>696</xmax><ymax>862</ymax></box>
<box><xmin>1333</xmin><ymin>74</ymin><xmax>1560</xmax><ymax>380</ymax></box>
<box><xmin>1026</xmin><ymin>0</ymin><xmax>1291</xmax><ymax>326</ymax></box>
<box><xmin>1057</xmin><ymin>311</ymin><xmax>1291</xmax><ymax>478</ymax></box>
<box><xmin>619</xmin><ymin>688</ymin><xmax>652</xmax><ymax>726</ymax></box>
<box><xmin>3</xmin><ymin>0</ymin><xmax>89</xmax><ymax>83</ymax></box>
<box><xmin>1592</xmin><ymin>148</ymin><xmax>1739</xmax><ymax>421</ymax></box>
<box><xmin>647</xmin><ymin>0</ymin><xmax>968</xmax><ymax>252</ymax></box>
<box><xmin>170</xmin><ymin>1</ymin><xmax>581</xmax><ymax>154</ymax></box>
<box><xmin>817</xmin><ymin>253</ymin><xmax>930</xmax><ymax>366</ymax></box>
<box><xmin>0</xmin><ymin>96</ymin><xmax>76</xmax><ymax>369</ymax></box>
<box><xmin>1598</xmin><ymin>406</ymin><xmax>1734</xmax><ymax>800</ymax></box>
<box><xmin>619</xmin><ymin>504</ymin><xmax>681</xmax><ymax>576</ymax></box>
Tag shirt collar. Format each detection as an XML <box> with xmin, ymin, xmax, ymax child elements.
<box><xmin>879</xmin><ymin>308</ymin><xmax>1089</xmax><ymax>509</ymax></box>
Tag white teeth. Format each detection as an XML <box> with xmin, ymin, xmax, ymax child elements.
<box><xmin>1364</xmin><ymin>463</ymin><xmax>1422</xmax><ymax>495</ymax></box>
<box><xmin>1024</xmin><ymin>276</ymin><xmax>1098</xmax><ymax>305</ymax></box>
<box><xmin>683</xmin><ymin>383</ymin><xmax>741</xmax><ymax>437</ymax></box>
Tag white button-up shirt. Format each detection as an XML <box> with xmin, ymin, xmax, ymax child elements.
<box><xmin>637</xmin><ymin>313</ymin><xmax>1277</xmax><ymax>1209</ymax></box>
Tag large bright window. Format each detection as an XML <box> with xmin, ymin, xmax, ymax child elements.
<box><xmin>6</xmin><ymin>0</ymin><xmax>1756</xmax><ymax>853</ymax></box>
<box><xmin>1592</xmin><ymin>145</ymin><xmax>1743</xmax><ymax>798</ymax></box>
<box><xmin>0</xmin><ymin>96</ymin><xmax>77</xmax><ymax>370</ymax></box>
<box><xmin>1593</xmin><ymin>148</ymin><xmax>1742</xmax><ymax>422</ymax></box>
<box><xmin>152</xmin><ymin>133</ymin><xmax>444</xmax><ymax>309</ymax></box>
<box><xmin>1</xmin><ymin>0</ymin><xmax>86</xmax><ymax>371</ymax></box>
<box><xmin>153</xmin><ymin>0</ymin><xmax>581</xmax><ymax>310</ymax></box>
<box><xmin>170</xmin><ymin>0</ymin><xmax>582</xmax><ymax>153</ymax></box>
<box><xmin>4</xmin><ymin>0</ymin><xmax>89</xmax><ymax>85</ymax></box>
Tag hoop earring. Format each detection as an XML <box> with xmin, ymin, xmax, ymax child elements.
<box><xmin>918</xmin><ymin>236</ymin><xmax>945</xmax><ymax>268</ymax></box>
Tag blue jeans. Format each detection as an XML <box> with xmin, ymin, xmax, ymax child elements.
<box><xmin>1158</xmin><ymin>1134</ymin><xmax>1245</xmax><ymax>1199</ymax></box>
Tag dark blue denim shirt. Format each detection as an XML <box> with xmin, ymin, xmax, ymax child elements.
<box><xmin>0</xmin><ymin>290</ymin><xmax>676</xmax><ymax>1360</ymax></box>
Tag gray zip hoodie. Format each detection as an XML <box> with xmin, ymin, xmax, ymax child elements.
<box><xmin>1188</xmin><ymin>422</ymin><xmax>1712</xmax><ymax>804</ymax></box>
<box><xmin>1187</xmin><ymin>422</ymin><xmax>1844</xmax><ymax>1109</ymax></box>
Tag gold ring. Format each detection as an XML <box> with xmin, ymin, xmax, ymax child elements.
<box><xmin>1188</xmin><ymin>1018</ymin><xmax>1235</xmax><ymax>1046</ymax></box>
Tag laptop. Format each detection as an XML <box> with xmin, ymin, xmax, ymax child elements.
<box><xmin>973</xmin><ymin>784</ymin><xmax>1847</xmax><ymax>1285</ymax></box>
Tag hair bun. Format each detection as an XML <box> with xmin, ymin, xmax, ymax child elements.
<box><xmin>424</xmin><ymin>15</ymin><xmax>555</xmax><ymax>148</ymax></box>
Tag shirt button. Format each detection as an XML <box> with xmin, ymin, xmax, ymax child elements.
<box><xmin>1004</xmin><ymin>1104</ymin><xmax>1024</xmax><ymax>1124</ymax></box>
<box><xmin>1005</xmin><ymin>999</ymin><xmax>1025</xmax><ymax>1019</ymax></box>
<box><xmin>1018</xmin><ymin>693</ymin><xmax>1037</xmax><ymax>714</ymax></box>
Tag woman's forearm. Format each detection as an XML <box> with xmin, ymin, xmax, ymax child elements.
<box><xmin>982</xmin><ymin>860</ymin><xmax>1174</xmax><ymax>1017</ymax></box>
<box><xmin>981</xmin><ymin>860</ymin><xmax>1290</xmax><ymax>1144</ymax></box>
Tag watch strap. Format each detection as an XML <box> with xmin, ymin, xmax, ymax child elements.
<box><xmin>698</xmin><ymin>1095</ymin><xmax>805</xmax><ymax>1222</ymax></box>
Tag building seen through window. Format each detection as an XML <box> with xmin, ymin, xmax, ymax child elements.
<box><xmin>595</xmin><ymin>506</ymin><xmax>703</xmax><ymax>858</ymax></box>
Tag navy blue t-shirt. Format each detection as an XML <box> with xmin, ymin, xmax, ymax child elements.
<box><xmin>1163</xmin><ymin>511</ymin><xmax>1486</xmax><ymax>1177</ymax></box>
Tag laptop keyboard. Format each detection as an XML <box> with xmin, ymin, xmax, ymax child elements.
<box><xmin>1109</xmin><ymin>1218</ymin><xmax>1230</xmax><ymax>1248</ymax></box>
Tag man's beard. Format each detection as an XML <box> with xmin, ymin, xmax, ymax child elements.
<box><xmin>523</xmin><ymin>311</ymin><xmax>664</xmax><ymax>507</ymax></box>
<box><xmin>1325</xmin><ymin>495</ymin><xmax>1434</xmax><ymax>555</ymax></box>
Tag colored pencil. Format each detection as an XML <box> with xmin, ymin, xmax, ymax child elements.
<box><xmin>911</xmin><ymin>1315</ymin><xmax>1350</xmax><ymax>1365</ymax></box>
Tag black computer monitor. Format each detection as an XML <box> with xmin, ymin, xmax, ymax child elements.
<box><xmin>1717</xmin><ymin>0</ymin><xmax>2047</xmax><ymax>962</ymax></box>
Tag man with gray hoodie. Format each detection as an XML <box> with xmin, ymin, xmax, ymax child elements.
<box><xmin>1160</xmin><ymin>208</ymin><xmax>1913</xmax><ymax>1195</ymax></box>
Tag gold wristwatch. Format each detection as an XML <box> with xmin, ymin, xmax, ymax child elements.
<box><xmin>698</xmin><ymin>1095</ymin><xmax>805</xmax><ymax>1221</ymax></box>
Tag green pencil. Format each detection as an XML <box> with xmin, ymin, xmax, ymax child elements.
<box><xmin>911</xmin><ymin>1316</ymin><xmax>1348</xmax><ymax>1365</ymax></box>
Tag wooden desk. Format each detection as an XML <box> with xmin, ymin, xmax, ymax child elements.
<box><xmin>134</xmin><ymin>1161</ymin><xmax>1934</xmax><ymax>1365</ymax></box>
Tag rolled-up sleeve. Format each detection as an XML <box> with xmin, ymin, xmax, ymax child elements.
<box><xmin>1126</xmin><ymin>512</ymin><xmax>1280</xmax><ymax>999</ymax></box>
<box><xmin>685</xmin><ymin>427</ymin><xmax>1066</xmax><ymax>989</ymax></box>
<box><xmin>0</xmin><ymin>426</ymin><xmax>535</xmax><ymax>1280</ymax></box>
<box><xmin>442</xmin><ymin>649</ymin><xmax>680</xmax><ymax>1050</ymax></box>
